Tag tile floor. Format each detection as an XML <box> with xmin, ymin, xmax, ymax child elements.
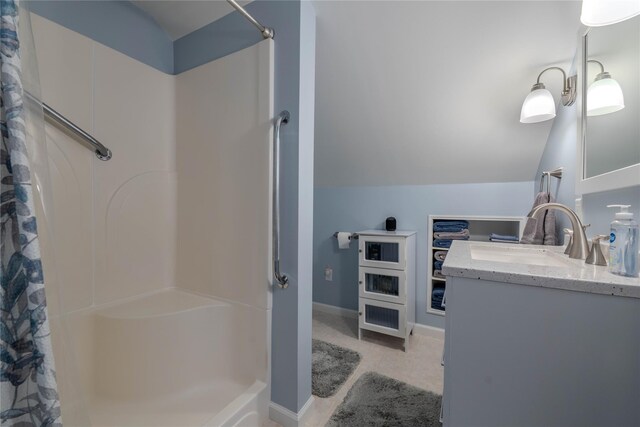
<box><xmin>265</xmin><ymin>310</ymin><xmax>445</xmax><ymax>426</ymax></box>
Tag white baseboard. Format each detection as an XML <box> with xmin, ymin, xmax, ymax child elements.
<box><xmin>312</xmin><ymin>302</ymin><xmax>357</xmax><ymax>319</ymax></box>
<box><xmin>269</xmin><ymin>396</ymin><xmax>314</xmax><ymax>427</ymax></box>
<box><xmin>412</xmin><ymin>323</ymin><xmax>445</xmax><ymax>340</ymax></box>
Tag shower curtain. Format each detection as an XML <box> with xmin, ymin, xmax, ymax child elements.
<box><xmin>0</xmin><ymin>0</ymin><xmax>62</xmax><ymax>425</ymax></box>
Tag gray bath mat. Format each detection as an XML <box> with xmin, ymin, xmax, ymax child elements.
<box><xmin>327</xmin><ymin>372</ymin><xmax>442</xmax><ymax>426</ymax></box>
<box><xmin>312</xmin><ymin>339</ymin><xmax>361</xmax><ymax>398</ymax></box>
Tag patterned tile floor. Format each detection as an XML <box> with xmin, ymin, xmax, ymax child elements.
<box><xmin>264</xmin><ymin>310</ymin><xmax>444</xmax><ymax>426</ymax></box>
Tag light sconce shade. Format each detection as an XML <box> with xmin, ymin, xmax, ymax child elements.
<box><xmin>587</xmin><ymin>60</ymin><xmax>625</xmax><ymax>116</ymax></box>
<box><xmin>581</xmin><ymin>0</ymin><xmax>640</xmax><ymax>26</ymax></box>
<box><xmin>520</xmin><ymin>67</ymin><xmax>576</xmax><ymax>124</ymax></box>
<box><xmin>520</xmin><ymin>84</ymin><xmax>556</xmax><ymax>123</ymax></box>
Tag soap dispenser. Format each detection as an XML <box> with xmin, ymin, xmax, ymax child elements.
<box><xmin>607</xmin><ymin>205</ymin><xmax>639</xmax><ymax>277</ymax></box>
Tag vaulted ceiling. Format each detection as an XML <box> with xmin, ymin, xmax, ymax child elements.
<box><xmin>312</xmin><ymin>1</ymin><xmax>582</xmax><ymax>187</ymax></box>
<box><xmin>131</xmin><ymin>0</ymin><xmax>583</xmax><ymax>187</ymax></box>
<box><xmin>132</xmin><ymin>0</ymin><xmax>249</xmax><ymax>40</ymax></box>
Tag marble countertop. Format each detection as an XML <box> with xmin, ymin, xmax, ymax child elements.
<box><xmin>442</xmin><ymin>241</ymin><xmax>640</xmax><ymax>299</ymax></box>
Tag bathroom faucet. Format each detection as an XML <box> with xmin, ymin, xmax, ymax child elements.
<box><xmin>528</xmin><ymin>203</ymin><xmax>590</xmax><ymax>260</ymax></box>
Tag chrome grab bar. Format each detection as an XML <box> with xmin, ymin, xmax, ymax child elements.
<box><xmin>273</xmin><ymin>111</ymin><xmax>289</xmax><ymax>288</ymax></box>
<box><xmin>25</xmin><ymin>91</ymin><xmax>112</xmax><ymax>161</ymax></box>
<box><xmin>42</xmin><ymin>103</ymin><xmax>112</xmax><ymax>161</ymax></box>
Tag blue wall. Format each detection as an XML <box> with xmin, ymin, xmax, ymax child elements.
<box><xmin>29</xmin><ymin>0</ymin><xmax>299</xmax><ymax>78</ymax></box>
<box><xmin>173</xmin><ymin>0</ymin><xmax>271</xmax><ymax>74</ymax></box>
<box><xmin>535</xmin><ymin>56</ymin><xmax>640</xmax><ymax>238</ymax></box>
<box><xmin>295</xmin><ymin>0</ymin><xmax>316</xmax><ymax>413</ymax></box>
<box><xmin>313</xmin><ymin>181</ymin><xmax>535</xmax><ymax>329</ymax></box>
<box><xmin>534</xmin><ymin>61</ymin><xmax>578</xmax><ymax>240</ymax></box>
<box><xmin>28</xmin><ymin>0</ymin><xmax>174</xmax><ymax>73</ymax></box>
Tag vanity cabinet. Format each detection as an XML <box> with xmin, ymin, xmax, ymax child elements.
<box><xmin>442</xmin><ymin>274</ymin><xmax>640</xmax><ymax>427</ymax></box>
<box><xmin>357</xmin><ymin>230</ymin><xmax>416</xmax><ymax>351</ymax></box>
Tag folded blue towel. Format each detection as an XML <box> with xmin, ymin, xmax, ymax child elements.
<box><xmin>434</xmin><ymin>230</ymin><xmax>470</xmax><ymax>240</ymax></box>
<box><xmin>434</xmin><ymin>239</ymin><xmax>453</xmax><ymax>248</ymax></box>
<box><xmin>490</xmin><ymin>233</ymin><xmax>519</xmax><ymax>242</ymax></box>
<box><xmin>434</xmin><ymin>260</ymin><xmax>443</xmax><ymax>270</ymax></box>
<box><xmin>433</xmin><ymin>221</ymin><xmax>469</xmax><ymax>232</ymax></box>
<box><xmin>432</xmin><ymin>288</ymin><xmax>445</xmax><ymax>297</ymax></box>
<box><xmin>431</xmin><ymin>300</ymin><xmax>445</xmax><ymax>310</ymax></box>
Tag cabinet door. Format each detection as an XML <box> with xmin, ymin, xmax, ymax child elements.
<box><xmin>359</xmin><ymin>267</ymin><xmax>406</xmax><ymax>304</ymax></box>
<box><xmin>358</xmin><ymin>236</ymin><xmax>406</xmax><ymax>270</ymax></box>
<box><xmin>359</xmin><ymin>298</ymin><xmax>406</xmax><ymax>338</ymax></box>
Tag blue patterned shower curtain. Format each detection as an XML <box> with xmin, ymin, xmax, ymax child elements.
<box><xmin>0</xmin><ymin>0</ymin><xmax>62</xmax><ymax>425</ymax></box>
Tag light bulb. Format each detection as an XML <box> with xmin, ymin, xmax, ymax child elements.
<box><xmin>587</xmin><ymin>73</ymin><xmax>625</xmax><ymax>116</ymax></box>
<box><xmin>581</xmin><ymin>0</ymin><xmax>640</xmax><ymax>26</ymax></box>
<box><xmin>520</xmin><ymin>87</ymin><xmax>556</xmax><ymax>123</ymax></box>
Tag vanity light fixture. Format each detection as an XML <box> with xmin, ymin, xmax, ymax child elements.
<box><xmin>587</xmin><ymin>60</ymin><xmax>625</xmax><ymax>116</ymax></box>
<box><xmin>520</xmin><ymin>67</ymin><xmax>577</xmax><ymax>124</ymax></box>
<box><xmin>581</xmin><ymin>0</ymin><xmax>640</xmax><ymax>27</ymax></box>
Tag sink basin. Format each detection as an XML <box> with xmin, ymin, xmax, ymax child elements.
<box><xmin>469</xmin><ymin>244</ymin><xmax>572</xmax><ymax>267</ymax></box>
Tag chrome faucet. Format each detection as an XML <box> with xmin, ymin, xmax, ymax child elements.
<box><xmin>527</xmin><ymin>203</ymin><xmax>590</xmax><ymax>260</ymax></box>
<box><xmin>585</xmin><ymin>234</ymin><xmax>609</xmax><ymax>266</ymax></box>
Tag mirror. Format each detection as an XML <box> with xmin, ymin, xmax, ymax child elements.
<box><xmin>578</xmin><ymin>16</ymin><xmax>640</xmax><ymax>193</ymax></box>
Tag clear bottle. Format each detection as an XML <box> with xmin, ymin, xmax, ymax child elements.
<box><xmin>607</xmin><ymin>205</ymin><xmax>639</xmax><ymax>277</ymax></box>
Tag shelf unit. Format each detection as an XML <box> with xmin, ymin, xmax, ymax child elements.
<box><xmin>427</xmin><ymin>215</ymin><xmax>526</xmax><ymax>316</ymax></box>
<box><xmin>357</xmin><ymin>230</ymin><xmax>416</xmax><ymax>351</ymax></box>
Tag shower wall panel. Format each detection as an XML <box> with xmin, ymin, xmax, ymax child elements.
<box><xmin>92</xmin><ymin>44</ymin><xmax>176</xmax><ymax>305</ymax></box>
<box><xmin>175</xmin><ymin>40</ymin><xmax>273</xmax><ymax>311</ymax></box>
<box><xmin>31</xmin><ymin>14</ymin><xmax>94</xmax><ymax>316</ymax></box>
<box><xmin>31</xmin><ymin>14</ymin><xmax>178</xmax><ymax>313</ymax></box>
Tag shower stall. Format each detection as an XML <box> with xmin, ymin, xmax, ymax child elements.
<box><xmin>26</xmin><ymin>6</ymin><xmax>279</xmax><ymax>426</ymax></box>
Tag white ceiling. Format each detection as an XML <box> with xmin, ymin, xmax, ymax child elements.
<box><xmin>313</xmin><ymin>1</ymin><xmax>582</xmax><ymax>187</ymax></box>
<box><xmin>132</xmin><ymin>0</ymin><xmax>250</xmax><ymax>40</ymax></box>
<box><xmin>130</xmin><ymin>1</ymin><xmax>583</xmax><ymax>188</ymax></box>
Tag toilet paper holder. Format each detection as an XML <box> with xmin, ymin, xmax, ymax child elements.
<box><xmin>333</xmin><ymin>232</ymin><xmax>359</xmax><ymax>240</ymax></box>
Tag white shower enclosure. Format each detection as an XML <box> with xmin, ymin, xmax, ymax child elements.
<box><xmin>32</xmin><ymin>13</ymin><xmax>274</xmax><ymax>426</ymax></box>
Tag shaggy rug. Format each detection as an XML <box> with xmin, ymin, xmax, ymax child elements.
<box><xmin>327</xmin><ymin>372</ymin><xmax>442</xmax><ymax>426</ymax></box>
<box><xmin>312</xmin><ymin>340</ymin><xmax>361</xmax><ymax>398</ymax></box>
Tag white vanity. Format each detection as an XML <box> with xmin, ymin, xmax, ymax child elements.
<box><xmin>441</xmin><ymin>241</ymin><xmax>640</xmax><ymax>427</ymax></box>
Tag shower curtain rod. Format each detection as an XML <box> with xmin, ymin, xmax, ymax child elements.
<box><xmin>26</xmin><ymin>92</ymin><xmax>112</xmax><ymax>161</ymax></box>
<box><xmin>226</xmin><ymin>0</ymin><xmax>274</xmax><ymax>39</ymax></box>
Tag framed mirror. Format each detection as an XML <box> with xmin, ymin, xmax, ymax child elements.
<box><xmin>577</xmin><ymin>16</ymin><xmax>640</xmax><ymax>195</ymax></box>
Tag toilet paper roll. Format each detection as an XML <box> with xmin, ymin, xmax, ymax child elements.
<box><xmin>337</xmin><ymin>232</ymin><xmax>352</xmax><ymax>249</ymax></box>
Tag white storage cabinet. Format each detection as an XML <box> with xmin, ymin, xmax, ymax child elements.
<box><xmin>357</xmin><ymin>230</ymin><xmax>416</xmax><ymax>351</ymax></box>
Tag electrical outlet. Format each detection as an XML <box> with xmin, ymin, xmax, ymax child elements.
<box><xmin>324</xmin><ymin>266</ymin><xmax>333</xmax><ymax>282</ymax></box>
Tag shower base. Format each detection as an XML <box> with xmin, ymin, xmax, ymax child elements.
<box><xmin>88</xmin><ymin>380</ymin><xmax>267</xmax><ymax>427</ymax></box>
<box><xmin>56</xmin><ymin>289</ymin><xmax>269</xmax><ymax>427</ymax></box>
